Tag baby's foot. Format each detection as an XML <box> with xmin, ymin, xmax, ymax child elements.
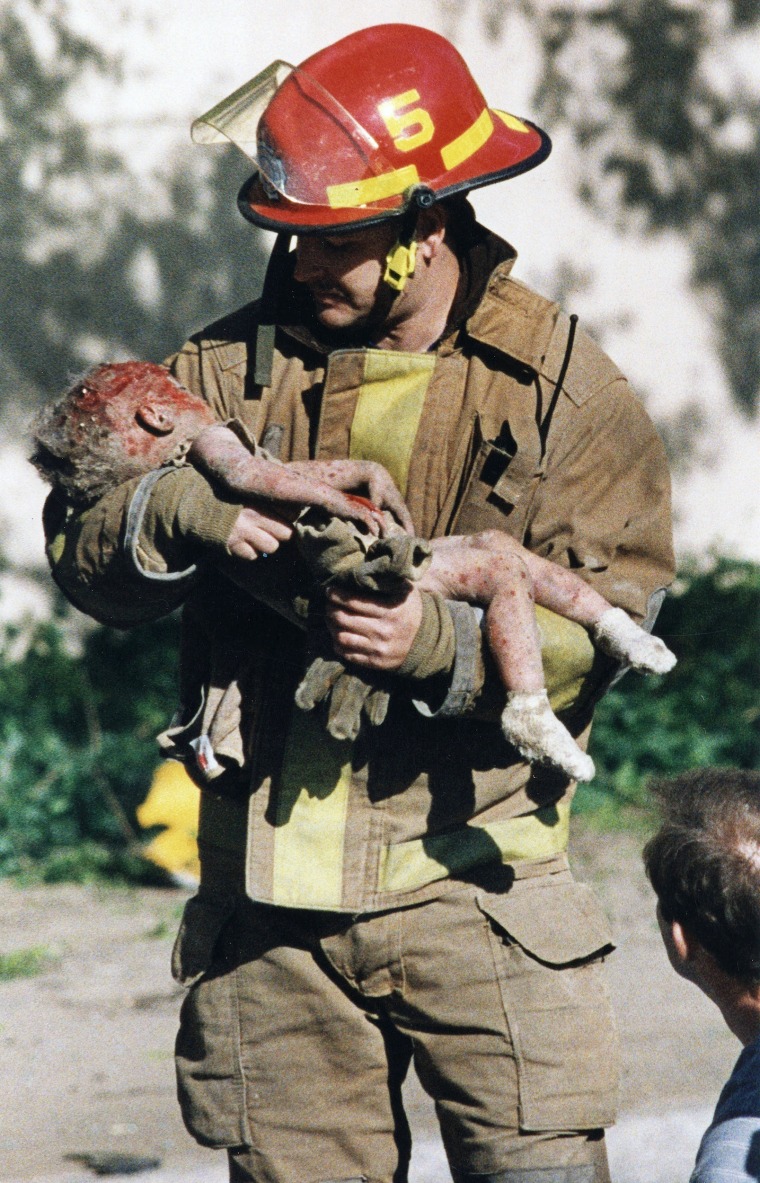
<box><xmin>500</xmin><ymin>690</ymin><xmax>596</xmax><ymax>782</ymax></box>
<box><xmin>591</xmin><ymin>607</ymin><xmax>676</xmax><ymax>674</ymax></box>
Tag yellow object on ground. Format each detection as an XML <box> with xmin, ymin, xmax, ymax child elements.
<box><xmin>136</xmin><ymin>761</ymin><xmax>200</xmax><ymax>882</ymax></box>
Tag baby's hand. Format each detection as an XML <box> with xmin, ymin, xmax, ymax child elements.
<box><xmin>361</xmin><ymin>463</ymin><xmax>414</xmax><ymax>534</ymax></box>
<box><xmin>285</xmin><ymin>459</ymin><xmax>413</xmax><ymax>533</ymax></box>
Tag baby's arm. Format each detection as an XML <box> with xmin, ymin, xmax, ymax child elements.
<box><xmin>188</xmin><ymin>425</ymin><xmax>410</xmax><ymax>535</ymax></box>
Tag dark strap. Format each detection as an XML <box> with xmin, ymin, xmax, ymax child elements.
<box><xmin>124</xmin><ymin>467</ymin><xmax>197</xmax><ymax>583</ymax></box>
<box><xmin>539</xmin><ymin>313</ymin><xmax>579</xmax><ymax>457</ymax></box>
<box><xmin>412</xmin><ymin>599</ymin><xmax>482</xmax><ymax>718</ymax></box>
<box><xmin>253</xmin><ymin>232</ymin><xmax>292</xmax><ymax>388</ymax></box>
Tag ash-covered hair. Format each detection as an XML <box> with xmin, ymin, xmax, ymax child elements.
<box><xmin>643</xmin><ymin>768</ymin><xmax>760</xmax><ymax>986</ymax></box>
<box><xmin>30</xmin><ymin>362</ymin><xmax>175</xmax><ymax>507</ymax></box>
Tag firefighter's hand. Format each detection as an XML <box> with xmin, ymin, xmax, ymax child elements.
<box><xmin>226</xmin><ymin>506</ymin><xmax>294</xmax><ymax>561</ymax></box>
<box><xmin>324</xmin><ymin>584</ymin><xmax>423</xmax><ymax>670</ymax></box>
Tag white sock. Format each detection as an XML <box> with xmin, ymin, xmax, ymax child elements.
<box><xmin>591</xmin><ymin>607</ymin><xmax>676</xmax><ymax>674</ymax></box>
<box><xmin>500</xmin><ymin>690</ymin><xmax>595</xmax><ymax>783</ymax></box>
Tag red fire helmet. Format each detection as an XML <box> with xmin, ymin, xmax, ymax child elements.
<box><xmin>192</xmin><ymin>23</ymin><xmax>551</xmax><ymax>234</ymax></box>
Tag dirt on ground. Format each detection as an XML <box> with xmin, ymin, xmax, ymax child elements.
<box><xmin>0</xmin><ymin>820</ymin><xmax>738</xmax><ymax>1182</ymax></box>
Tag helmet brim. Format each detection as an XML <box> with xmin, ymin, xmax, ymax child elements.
<box><xmin>237</xmin><ymin>115</ymin><xmax>551</xmax><ymax>234</ymax></box>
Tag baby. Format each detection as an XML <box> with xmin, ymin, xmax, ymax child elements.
<box><xmin>32</xmin><ymin>361</ymin><xmax>676</xmax><ymax>782</ymax></box>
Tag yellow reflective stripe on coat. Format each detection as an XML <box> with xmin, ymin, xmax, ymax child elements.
<box><xmin>272</xmin><ymin>710</ymin><xmax>353</xmax><ymax>908</ymax></box>
<box><xmin>269</xmin><ymin>349</ymin><xmax>435</xmax><ymax>908</ymax></box>
<box><xmin>349</xmin><ymin>350</ymin><xmax>435</xmax><ymax>497</ymax></box>
<box><xmin>378</xmin><ymin>801</ymin><xmax>571</xmax><ymax>895</ymax></box>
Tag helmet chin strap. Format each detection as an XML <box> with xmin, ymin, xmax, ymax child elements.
<box><xmin>384</xmin><ymin>235</ymin><xmax>417</xmax><ymax>292</ymax></box>
<box><xmin>383</xmin><ymin>186</ymin><xmax>435</xmax><ymax>292</ymax></box>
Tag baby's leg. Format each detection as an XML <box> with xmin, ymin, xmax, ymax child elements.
<box><xmin>507</xmin><ymin>543</ymin><xmax>676</xmax><ymax>674</ymax></box>
<box><xmin>422</xmin><ymin>534</ymin><xmax>595</xmax><ymax>781</ymax></box>
<box><xmin>422</xmin><ymin>534</ymin><xmax>545</xmax><ymax>692</ymax></box>
<box><xmin>432</xmin><ymin>531</ymin><xmax>674</xmax><ymax>676</ymax></box>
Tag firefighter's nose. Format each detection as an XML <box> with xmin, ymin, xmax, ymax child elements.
<box><xmin>294</xmin><ymin>239</ymin><xmax>326</xmax><ymax>285</ymax></box>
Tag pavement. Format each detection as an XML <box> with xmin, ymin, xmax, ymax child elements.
<box><xmin>0</xmin><ymin>824</ymin><xmax>738</xmax><ymax>1183</ymax></box>
<box><xmin>0</xmin><ymin>1109</ymin><xmax>716</xmax><ymax>1183</ymax></box>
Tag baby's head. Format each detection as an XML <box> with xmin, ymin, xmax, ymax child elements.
<box><xmin>31</xmin><ymin>361</ymin><xmax>215</xmax><ymax>506</ymax></box>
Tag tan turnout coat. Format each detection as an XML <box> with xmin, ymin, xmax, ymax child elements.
<box><xmin>45</xmin><ymin>229</ymin><xmax>674</xmax><ymax>917</ymax></box>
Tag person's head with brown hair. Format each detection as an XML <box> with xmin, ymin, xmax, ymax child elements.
<box><xmin>644</xmin><ymin>767</ymin><xmax>760</xmax><ymax>1046</ymax></box>
<box><xmin>30</xmin><ymin>361</ymin><xmax>215</xmax><ymax>507</ymax></box>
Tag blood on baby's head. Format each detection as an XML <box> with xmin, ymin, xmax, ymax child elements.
<box><xmin>30</xmin><ymin>360</ymin><xmax>204</xmax><ymax>507</ymax></box>
<box><xmin>67</xmin><ymin>361</ymin><xmax>197</xmax><ymax>427</ymax></box>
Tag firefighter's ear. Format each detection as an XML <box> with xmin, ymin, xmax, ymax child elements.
<box><xmin>417</xmin><ymin>203</ymin><xmax>447</xmax><ymax>261</ymax></box>
<box><xmin>136</xmin><ymin>401</ymin><xmax>176</xmax><ymax>436</ymax></box>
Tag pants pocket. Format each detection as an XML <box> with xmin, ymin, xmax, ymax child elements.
<box><xmin>173</xmin><ymin>892</ymin><xmax>252</xmax><ymax>1148</ymax></box>
<box><xmin>478</xmin><ymin>878</ymin><xmax>620</xmax><ymax>1133</ymax></box>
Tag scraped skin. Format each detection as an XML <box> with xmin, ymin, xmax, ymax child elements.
<box><xmin>404</xmin><ymin>529</ymin><xmax>674</xmax><ymax>781</ymax></box>
<box><xmin>188</xmin><ymin>423</ymin><xmax>413</xmax><ymax>534</ymax></box>
<box><xmin>421</xmin><ymin>531</ymin><xmax>675</xmax><ymax>683</ymax></box>
<box><xmin>34</xmin><ymin>361</ymin><xmax>411</xmax><ymax>535</ymax></box>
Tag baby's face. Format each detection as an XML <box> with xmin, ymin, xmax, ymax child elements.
<box><xmin>79</xmin><ymin>362</ymin><xmax>215</xmax><ymax>468</ymax></box>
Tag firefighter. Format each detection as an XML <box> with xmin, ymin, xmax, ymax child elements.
<box><xmin>44</xmin><ymin>24</ymin><xmax>675</xmax><ymax>1183</ymax></box>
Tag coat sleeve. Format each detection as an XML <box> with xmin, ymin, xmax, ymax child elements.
<box><xmin>527</xmin><ymin>374</ymin><xmax>675</xmax><ymax>623</ymax></box>
<box><xmin>43</xmin><ymin>466</ymin><xmax>242</xmax><ymax>628</ymax></box>
<box><xmin>42</xmin><ymin>337</ymin><xmax>244</xmax><ymax>629</ymax></box>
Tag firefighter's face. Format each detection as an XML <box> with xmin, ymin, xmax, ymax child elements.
<box><xmin>293</xmin><ymin>222</ymin><xmax>399</xmax><ymax>333</ymax></box>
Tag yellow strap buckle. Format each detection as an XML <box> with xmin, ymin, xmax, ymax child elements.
<box><xmin>384</xmin><ymin>238</ymin><xmax>417</xmax><ymax>292</ymax></box>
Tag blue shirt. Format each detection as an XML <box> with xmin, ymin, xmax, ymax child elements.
<box><xmin>691</xmin><ymin>1035</ymin><xmax>760</xmax><ymax>1182</ymax></box>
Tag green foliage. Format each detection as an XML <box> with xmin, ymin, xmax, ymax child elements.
<box><xmin>0</xmin><ymin>605</ymin><xmax>181</xmax><ymax>879</ymax></box>
<box><xmin>582</xmin><ymin>556</ymin><xmax>759</xmax><ymax>818</ymax></box>
<box><xmin>0</xmin><ymin>945</ymin><xmax>53</xmax><ymax>980</ymax></box>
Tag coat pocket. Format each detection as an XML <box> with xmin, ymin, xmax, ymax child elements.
<box><xmin>478</xmin><ymin>878</ymin><xmax>619</xmax><ymax>1133</ymax></box>
<box><xmin>451</xmin><ymin>414</ymin><xmax>542</xmax><ymax>539</ymax></box>
<box><xmin>173</xmin><ymin>892</ymin><xmax>252</xmax><ymax>1148</ymax></box>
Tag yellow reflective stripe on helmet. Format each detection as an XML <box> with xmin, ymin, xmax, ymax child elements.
<box><xmin>440</xmin><ymin>107</ymin><xmax>494</xmax><ymax>171</ymax></box>
<box><xmin>493</xmin><ymin>109</ymin><xmax>531</xmax><ymax>135</ymax></box>
<box><xmin>349</xmin><ymin>350</ymin><xmax>435</xmax><ymax>497</ymax></box>
<box><xmin>378</xmin><ymin>801</ymin><xmax>571</xmax><ymax>895</ymax></box>
<box><xmin>271</xmin><ymin>711</ymin><xmax>353</xmax><ymax>908</ymax></box>
<box><xmin>326</xmin><ymin>165</ymin><xmax>420</xmax><ymax>209</ymax></box>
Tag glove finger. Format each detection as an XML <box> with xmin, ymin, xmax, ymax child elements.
<box><xmin>327</xmin><ymin>673</ymin><xmax>372</xmax><ymax>742</ymax></box>
<box><xmin>295</xmin><ymin>657</ymin><xmax>345</xmax><ymax>711</ymax></box>
<box><xmin>352</xmin><ymin>536</ymin><xmax>432</xmax><ymax>591</ymax></box>
<box><xmin>364</xmin><ymin>687</ymin><xmax>390</xmax><ymax>728</ymax></box>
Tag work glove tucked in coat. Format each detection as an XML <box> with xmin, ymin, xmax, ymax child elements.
<box><xmin>293</xmin><ymin>508</ymin><xmax>453</xmax><ymax>741</ymax></box>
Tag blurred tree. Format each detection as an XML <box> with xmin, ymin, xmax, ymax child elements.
<box><xmin>450</xmin><ymin>0</ymin><xmax>760</xmax><ymax>417</ymax></box>
<box><xmin>0</xmin><ymin>0</ymin><xmax>267</xmax><ymax>420</ymax></box>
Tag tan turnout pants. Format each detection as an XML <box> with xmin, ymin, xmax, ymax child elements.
<box><xmin>173</xmin><ymin>868</ymin><xmax>619</xmax><ymax>1183</ymax></box>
